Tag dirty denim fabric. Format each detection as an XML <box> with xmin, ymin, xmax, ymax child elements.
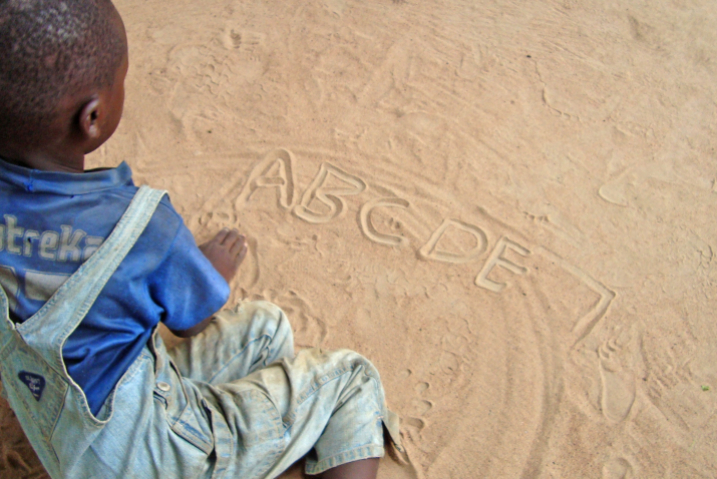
<box><xmin>167</xmin><ymin>301</ymin><xmax>402</xmax><ymax>476</ymax></box>
<box><xmin>0</xmin><ymin>185</ymin><xmax>401</xmax><ymax>478</ymax></box>
<box><xmin>0</xmin><ymin>186</ymin><xmax>185</xmax><ymax>479</ymax></box>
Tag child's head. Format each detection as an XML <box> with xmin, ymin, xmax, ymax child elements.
<box><xmin>0</xmin><ymin>0</ymin><xmax>128</xmax><ymax>171</ymax></box>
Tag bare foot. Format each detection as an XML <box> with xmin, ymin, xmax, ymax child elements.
<box><xmin>199</xmin><ymin>228</ymin><xmax>248</xmax><ymax>283</ymax></box>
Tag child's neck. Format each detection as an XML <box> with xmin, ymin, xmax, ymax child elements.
<box><xmin>0</xmin><ymin>148</ymin><xmax>85</xmax><ymax>173</ymax></box>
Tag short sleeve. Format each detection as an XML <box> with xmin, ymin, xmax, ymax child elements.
<box><xmin>148</xmin><ymin>223</ymin><xmax>230</xmax><ymax>332</ymax></box>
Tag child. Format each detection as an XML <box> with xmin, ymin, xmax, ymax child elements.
<box><xmin>0</xmin><ymin>1</ymin><xmax>400</xmax><ymax>478</ymax></box>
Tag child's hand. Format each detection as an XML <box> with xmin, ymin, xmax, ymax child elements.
<box><xmin>199</xmin><ymin>228</ymin><xmax>248</xmax><ymax>283</ymax></box>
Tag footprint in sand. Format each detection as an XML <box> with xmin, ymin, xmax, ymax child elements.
<box><xmin>382</xmin><ymin>375</ymin><xmax>428</xmax><ymax>479</ymax></box>
<box><xmin>402</xmin><ymin>381</ymin><xmax>433</xmax><ymax>434</ymax></box>
<box><xmin>598</xmin><ymin>329</ymin><xmax>637</xmax><ymax>423</ymax></box>
<box><xmin>602</xmin><ymin>457</ymin><xmax>634</xmax><ymax>479</ymax></box>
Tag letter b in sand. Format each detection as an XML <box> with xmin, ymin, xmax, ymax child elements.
<box><xmin>294</xmin><ymin>163</ymin><xmax>367</xmax><ymax>224</ymax></box>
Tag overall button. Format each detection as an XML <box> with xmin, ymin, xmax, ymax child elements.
<box><xmin>157</xmin><ymin>381</ymin><xmax>171</xmax><ymax>392</ymax></box>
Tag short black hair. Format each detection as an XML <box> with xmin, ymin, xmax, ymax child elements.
<box><xmin>0</xmin><ymin>0</ymin><xmax>126</xmax><ymax>147</ymax></box>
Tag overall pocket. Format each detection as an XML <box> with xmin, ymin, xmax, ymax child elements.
<box><xmin>153</xmin><ymin>357</ymin><xmax>215</xmax><ymax>455</ymax></box>
<box><xmin>0</xmin><ymin>337</ymin><xmax>67</xmax><ymax>463</ymax></box>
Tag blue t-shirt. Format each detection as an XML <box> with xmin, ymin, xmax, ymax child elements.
<box><xmin>0</xmin><ymin>159</ymin><xmax>230</xmax><ymax>414</ymax></box>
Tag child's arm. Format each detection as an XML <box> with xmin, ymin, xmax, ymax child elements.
<box><xmin>169</xmin><ymin>228</ymin><xmax>247</xmax><ymax>338</ymax></box>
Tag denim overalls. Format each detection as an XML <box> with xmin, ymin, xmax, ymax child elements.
<box><xmin>0</xmin><ymin>186</ymin><xmax>401</xmax><ymax>478</ymax></box>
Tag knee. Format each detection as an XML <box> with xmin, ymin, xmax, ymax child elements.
<box><xmin>321</xmin><ymin>349</ymin><xmax>387</xmax><ymax>408</ymax></box>
<box><xmin>243</xmin><ymin>300</ymin><xmax>294</xmax><ymax>357</ymax></box>
<box><xmin>322</xmin><ymin>349</ymin><xmax>383</xmax><ymax>387</ymax></box>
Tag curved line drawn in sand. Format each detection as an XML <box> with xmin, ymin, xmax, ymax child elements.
<box><xmin>598</xmin><ymin>181</ymin><xmax>629</xmax><ymax>207</ymax></box>
<box><xmin>418</xmin><ymin>219</ymin><xmax>488</xmax><ymax>263</ymax></box>
<box><xmin>250</xmin><ymin>289</ymin><xmax>328</xmax><ymax>348</ymax></box>
<box><xmin>236</xmin><ymin>148</ymin><xmax>297</xmax><ymax>210</ymax></box>
<box><xmin>359</xmin><ymin>197</ymin><xmax>411</xmax><ymax>247</ymax></box>
<box><xmin>240</xmin><ymin>236</ymin><xmax>261</xmax><ymax>290</ymax></box>
<box><xmin>475</xmin><ymin>237</ymin><xmax>530</xmax><ymax>292</ymax></box>
<box><xmin>198</xmin><ymin>209</ymin><xmax>237</xmax><ymax>231</ymax></box>
<box><xmin>293</xmin><ymin>163</ymin><xmax>367</xmax><ymax>224</ymax></box>
<box><xmin>536</xmin><ymin>247</ymin><xmax>616</xmax><ymax>346</ymax></box>
<box><xmin>283</xmin><ymin>290</ymin><xmax>329</xmax><ymax>349</ymax></box>
<box><xmin>598</xmin><ymin>334</ymin><xmax>637</xmax><ymax>423</ymax></box>
<box><xmin>602</xmin><ymin>457</ymin><xmax>634</xmax><ymax>479</ymax></box>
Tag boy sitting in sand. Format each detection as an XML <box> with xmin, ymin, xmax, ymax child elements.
<box><xmin>0</xmin><ymin>1</ymin><xmax>399</xmax><ymax>478</ymax></box>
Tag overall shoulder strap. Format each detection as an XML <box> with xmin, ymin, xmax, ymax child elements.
<box><xmin>0</xmin><ymin>186</ymin><xmax>166</xmax><ymax>370</ymax></box>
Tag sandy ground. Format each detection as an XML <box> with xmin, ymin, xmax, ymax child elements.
<box><xmin>2</xmin><ymin>0</ymin><xmax>717</xmax><ymax>477</ymax></box>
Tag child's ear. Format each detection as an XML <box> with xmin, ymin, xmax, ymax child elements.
<box><xmin>78</xmin><ymin>97</ymin><xmax>102</xmax><ymax>140</ymax></box>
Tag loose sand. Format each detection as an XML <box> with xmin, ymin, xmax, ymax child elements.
<box><xmin>2</xmin><ymin>0</ymin><xmax>716</xmax><ymax>477</ymax></box>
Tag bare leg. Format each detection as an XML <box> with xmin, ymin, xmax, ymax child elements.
<box><xmin>318</xmin><ymin>458</ymin><xmax>379</xmax><ymax>479</ymax></box>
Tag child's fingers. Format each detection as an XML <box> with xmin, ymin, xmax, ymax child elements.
<box><xmin>234</xmin><ymin>242</ymin><xmax>248</xmax><ymax>266</ymax></box>
<box><xmin>229</xmin><ymin>234</ymin><xmax>247</xmax><ymax>255</ymax></box>
<box><xmin>221</xmin><ymin>228</ymin><xmax>242</xmax><ymax>245</ymax></box>
<box><xmin>213</xmin><ymin>227</ymin><xmax>231</xmax><ymax>244</ymax></box>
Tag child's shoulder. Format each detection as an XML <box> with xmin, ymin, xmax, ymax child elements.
<box><xmin>0</xmin><ymin>160</ymin><xmax>189</xmax><ymax>269</ymax></box>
